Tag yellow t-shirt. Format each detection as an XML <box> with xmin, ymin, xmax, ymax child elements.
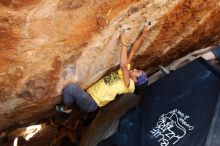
<box><xmin>87</xmin><ymin>65</ymin><xmax>135</xmax><ymax>107</ymax></box>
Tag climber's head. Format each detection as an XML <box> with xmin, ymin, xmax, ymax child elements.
<box><xmin>129</xmin><ymin>69</ymin><xmax>148</xmax><ymax>96</ymax></box>
<box><xmin>129</xmin><ymin>69</ymin><xmax>148</xmax><ymax>86</ymax></box>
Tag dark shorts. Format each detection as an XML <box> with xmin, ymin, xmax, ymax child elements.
<box><xmin>63</xmin><ymin>83</ymin><xmax>98</xmax><ymax>112</ymax></box>
<box><xmin>212</xmin><ymin>46</ymin><xmax>220</xmax><ymax>61</ymax></box>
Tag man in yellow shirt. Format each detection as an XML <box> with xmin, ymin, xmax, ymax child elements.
<box><xmin>56</xmin><ymin>26</ymin><xmax>149</xmax><ymax>113</ymax></box>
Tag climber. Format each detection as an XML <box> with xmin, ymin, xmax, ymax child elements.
<box><xmin>201</xmin><ymin>46</ymin><xmax>220</xmax><ymax>61</ymax></box>
<box><xmin>56</xmin><ymin>25</ymin><xmax>150</xmax><ymax>114</ymax></box>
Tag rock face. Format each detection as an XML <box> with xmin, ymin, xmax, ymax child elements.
<box><xmin>0</xmin><ymin>0</ymin><xmax>220</xmax><ymax>132</ymax></box>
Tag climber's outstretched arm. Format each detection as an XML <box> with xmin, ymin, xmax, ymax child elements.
<box><xmin>120</xmin><ymin>32</ymin><xmax>130</xmax><ymax>87</ymax></box>
<box><xmin>127</xmin><ymin>26</ymin><xmax>149</xmax><ymax>64</ymax></box>
<box><xmin>120</xmin><ymin>26</ymin><xmax>150</xmax><ymax>87</ymax></box>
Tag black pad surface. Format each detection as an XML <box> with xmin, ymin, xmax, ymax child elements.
<box><xmin>98</xmin><ymin>59</ymin><xmax>220</xmax><ymax>146</ymax></box>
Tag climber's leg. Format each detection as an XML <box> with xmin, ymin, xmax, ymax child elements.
<box><xmin>57</xmin><ymin>83</ymin><xmax>98</xmax><ymax>113</ymax></box>
<box><xmin>65</xmin><ymin>83</ymin><xmax>98</xmax><ymax>112</ymax></box>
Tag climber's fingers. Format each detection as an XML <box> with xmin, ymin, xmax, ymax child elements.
<box><xmin>120</xmin><ymin>31</ymin><xmax>130</xmax><ymax>45</ymax></box>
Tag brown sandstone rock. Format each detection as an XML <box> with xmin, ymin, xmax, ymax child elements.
<box><xmin>0</xmin><ymin>0</ymin><xmax>220</xmax><ymax>132</ymax></box>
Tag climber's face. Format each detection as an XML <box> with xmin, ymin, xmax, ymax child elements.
<box><xmin>129</xmin><ymin>69</ymin><xmax>142</xmax><ymax>82</ymax></box>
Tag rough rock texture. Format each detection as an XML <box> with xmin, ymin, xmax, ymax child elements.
<box><xmin>0</xmin><ymin>0</ymin><xmax>220</xmax><ymax>132</ymax></box>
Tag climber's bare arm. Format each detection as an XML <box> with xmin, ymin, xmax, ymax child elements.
<box><xmin>127</xmin><ymin>26</ymin><xmax>149</xmax><ymax>64</ymax></box>
<box><xmin>120</xmin><ymin>32</ymin><xmax>130</xmax><ymax>88</ymax></box>
<box><xmin>120</xmin><ymin>26</ymin><xmax>149</xmax><ymax>87</ymax></box>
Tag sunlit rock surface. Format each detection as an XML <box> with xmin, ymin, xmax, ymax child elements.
<box><xmin>0</xmin><ymin>0</ymin><xmax>220</xmax><ymax>132</ymax></box>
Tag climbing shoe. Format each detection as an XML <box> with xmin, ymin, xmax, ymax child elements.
<box><xmin>56</xmin><ymin>105</ymin><xmax>72</xmax><ymax>114</ymax></box>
